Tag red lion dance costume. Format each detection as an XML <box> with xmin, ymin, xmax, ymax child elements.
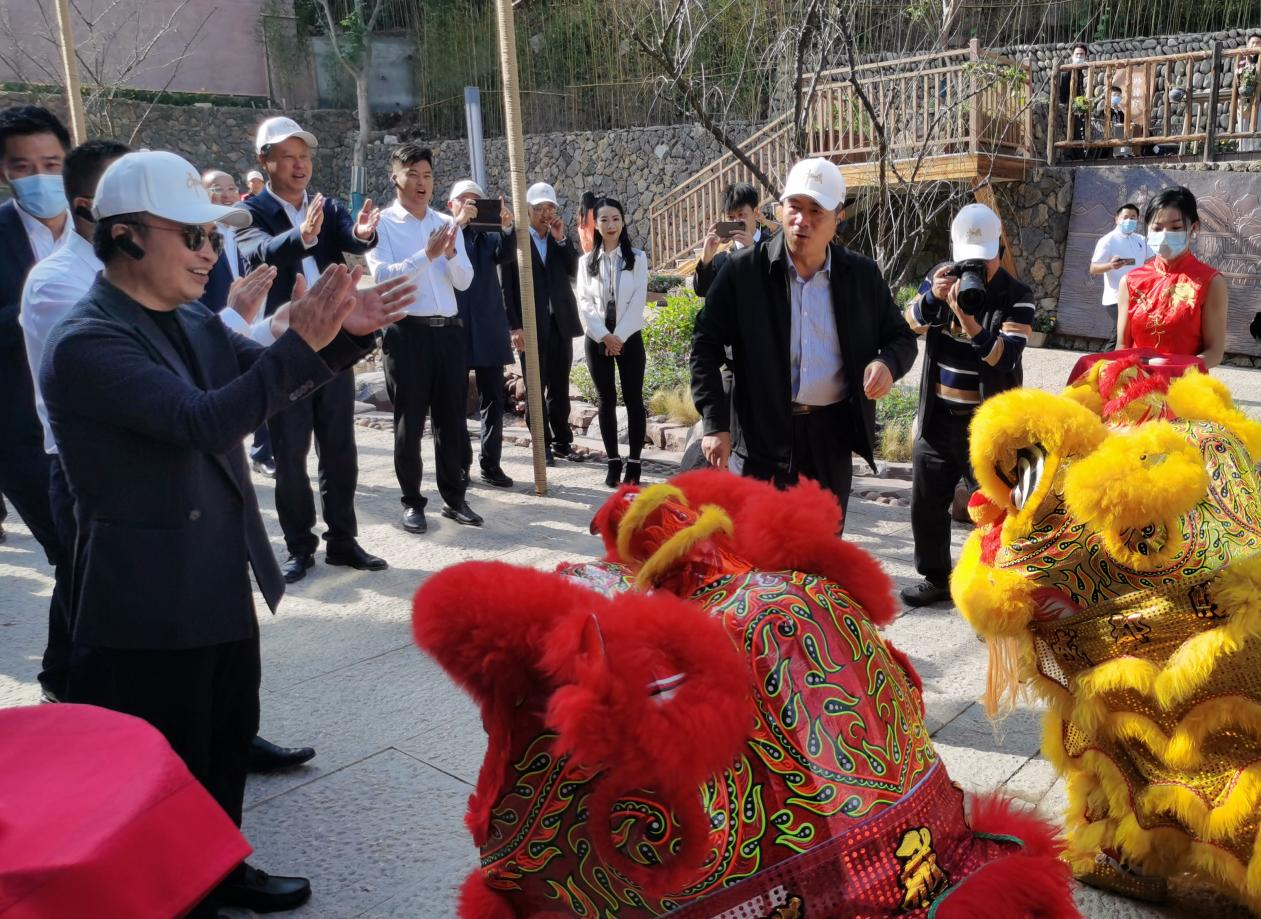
<box><xmin>414</xmin><ymin>471</ymin><xmax>1078</xmax><ymax>918</ymax></box>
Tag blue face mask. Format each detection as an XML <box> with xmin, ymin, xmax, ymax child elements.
<box><xmin>10</xmin><ymin>173</ymin><xmax>67</xmax><ymax>220</ymax></box>
<box><xmin>1147</xmin><ymin>229</ymin><xmax>1188</xmax><ymax>260</ymax></box>
<box><xmin>1119</xmin><ymin>218</ymin><xmax>1138</xmax><ymax>235</ymax></box>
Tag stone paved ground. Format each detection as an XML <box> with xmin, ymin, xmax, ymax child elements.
<box><xmin>1</xmin><ymin>345</ymin><xmax>1259</xmax><ymax>918</ymax></box>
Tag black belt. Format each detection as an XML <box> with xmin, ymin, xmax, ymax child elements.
<box><xmin>791</xmin><ymin>400</ymin><xmax>845</xmax><ymax>415</ymax></box>
<box><xmin>403</xmin><ymin>315</ymin><xmax>463</xmax><ymax>328</ymax></box>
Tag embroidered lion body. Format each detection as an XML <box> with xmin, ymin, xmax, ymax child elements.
<box><xmin>952</xmin><ymin>353</ymin><xmax>1261</xmax><ymax>909</ymax></box>
<box><xmin>415</xmin><ymin>473</ymin><xmax>1076</xmax><ymax>918</ymax></box>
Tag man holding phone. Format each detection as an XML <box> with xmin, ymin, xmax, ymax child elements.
<box><xmin>1090</xmin><ymin>202</ymin><xmax>1152</xmax><ymax>351</ymax></box>
<box><xmin>693</xmin><ymin>182</ymin><xmax>765</xmax><ymax>297</ymax></box>
<box><xmin>367</xmin><ymin>144</ymin><xmax>483</xmax><ymax>534</ymax></box>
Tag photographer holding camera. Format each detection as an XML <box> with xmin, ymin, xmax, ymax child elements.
<box><xmin>900</xmin><ymin>203</ymin><xmax>1035</xmax><ymax>607</ymax></box>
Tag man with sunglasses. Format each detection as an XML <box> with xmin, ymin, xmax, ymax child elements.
<box><xmin>238</xmin><ymin>116</ymin><xmax>386</xmax><ymax>583</ymax></box>
<box><xmin>39</xmin><ymin>150</ymin><xmax>414</xmax><ymax>915</ymax></box>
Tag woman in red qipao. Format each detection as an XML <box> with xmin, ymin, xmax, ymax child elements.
<box><xmin>1117</xmin><ymin>185</ymin><xmax>1229</xmax><ymax>367</ymax></box>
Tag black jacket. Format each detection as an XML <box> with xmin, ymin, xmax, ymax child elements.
<box><xmin>41</xmin><ymin>275</ymin><xmax>373</xmax><ymax>650</ymax></box>
<box><xmin>236</xmin><ymin>190</ymin><xmax>377</xmax><ymax>314</ymax></box>
<box><xmin>507</xmin><ymin>231</ymin><xmax>582</xmax><ymax>340</ymax></box>
<box><xmin>691</xmin><ymin>232</ymin><xmax>917</xmax><ymax>469</ymax></box>
<box><xmin>457</xmin><ymin>226</ymin><xmax>516</xmax><ymax>367</ymax></box>
<box><xmin>0</xmin><ymin>200</ymin><xmax>43</xmax><ymax>446</ymax></box>
<box><xmin>908</xmin><ymin>264</ymin><xmax>1034</xmax><ymax>429</ymax></box>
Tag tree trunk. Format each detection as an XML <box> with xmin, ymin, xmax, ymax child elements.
<box><xmin>353</xmin><ymin>42</ymin><xmax>373</xmax><ymax>175</ymax></box>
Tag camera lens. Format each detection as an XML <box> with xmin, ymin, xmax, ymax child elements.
<box><xmin>956</xmin><ymin>269</ymin><xmax>987</xmax><ymax>314</ymax></box>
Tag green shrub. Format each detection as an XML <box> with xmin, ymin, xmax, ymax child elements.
<box><xmin>875</xmin><ymin>385</ymin><xmax>918</xmax><ymax>461</ymax></box>
<box><xmin>641</xmin><ymin>288</ymin><xmax>699</xmax><ymax>397</ymax></box>
<box><xmin>647</xmin><ymin>273</ymin><xmax>685</xmax><ymax>294</ymax></box>
<box><xmin>894</xmin><ymin>284</ymin><xmax>920</xmax><ymax>309</ymax></box>
<box><xmin>570</xmin><ymin>362</ymin><xmax>602</xmax><ymax>404</ymax></box>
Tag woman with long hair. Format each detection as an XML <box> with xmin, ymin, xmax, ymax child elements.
<box><xmin>576</xmin><ymin>197</ymin><xmax>648</xmax><ymax>487</ymax></box>
<box><xmin>1117</xmin><ymin>186</ymin><xmax>1228</xmax><ymax>368</ymax></box>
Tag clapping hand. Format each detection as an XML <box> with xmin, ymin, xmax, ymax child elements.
<box><xmin>300</xmin><ymin>193</ymin><xmax>325</xmax><ymax>245</ymax></box>
<box><xmin>354</xmin><ymin>198</ymin><xmax>381</xmax><ymax>241</ymax></box>
<box><xmin>425</xmin><ymin>223</ymin><xmax>459</xmax><ymax>260</ymax></box>
<box><xmin>342</xmin><ymin>271</ymin><xmax>416</xmax><ymax>336</ymax></box>
<box><xmin>284</xmin><ymin>265</ymin><xmax>358</xmax><ymax>351</ymax></box>
<box><xmin>225</xmin><ymin>264</ymin><xmax>277</xmax><ymax>325</ymax></box>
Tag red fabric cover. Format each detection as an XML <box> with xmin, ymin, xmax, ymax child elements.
<box><xmin>0</xmin><ymin>704</ymin><xmax>250</xmax><ymax>919</ymax></box>
<box><xmin>1067</xmin><ymin>347</ymin><xmax>1206</xmax><ymax>388</ymax></box>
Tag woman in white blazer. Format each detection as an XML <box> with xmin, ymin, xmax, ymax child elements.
<box><xmin>576</xmin><ymin>197</ymin><xmax>649</xmax><ymax>486</ymax></box>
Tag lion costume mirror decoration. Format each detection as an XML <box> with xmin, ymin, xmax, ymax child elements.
<box><xmin>953</xmin><ymin>352</ymin><xmax>1261</xmax><ymax>910</ymax></box>
<box><xmin>414</xmin><ymin>471</ymin><xmax>1078</xmax><ymax>918</ymax></box>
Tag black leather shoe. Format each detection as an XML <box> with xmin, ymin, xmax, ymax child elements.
<box><xmin>554</xmin><ymin>442</ymin><xmax>585</xmax><ymax>462</ymax></box>
<box><xmin>251</xmin><ymin>458</ymin><xmax>276</xmax><ymax>478</ymax></box>
<box><xmin>480</xmin><ymin>467</ymin><xmax>514</xmax><ymax>488</ymax></box>
<box><xmin>623</xmin><ymin>459</ymin><xmax>642</xmax><ymax>485</ymax></box>
<box><xmin>545</xmin><ymin>449</ymin><xmax>556</xmax><ymax>467</ymax></box>
<box><xmin>605</xmin><ymin>459</ymin><xmax>623</xmax><ymax>488</ymax></box>
<box><xmin>248</xmin><ymin>735</ymin><xmax>316</xmax><ymax>773</ymax></box>
<box><xmin>282</xmin><ymin>553</ymin><xmax>314</xmax><ymax>583</ymax></box>
<box><xmin>218</xmin><ymin>863</ymin><xmax>311</xmax><ymax>913</ymax></box>
<box><xmin>402</xmin><ymin>506</ymin><xmax>427</xmax><ymax>534</ymax></box>
<box><xmin>900</xmin><ymin>579</ymin><xmax>951</xmax><ymax>607</ymax></box>
<box><xmin>441</xmin><ymin>502</ymin><xmax>484</xmax><ymax>527</ymax></box>
<box><xmin>325</xmin><ymin>541</ymin><xmax>388</xmax><ymax>571</ymax></box>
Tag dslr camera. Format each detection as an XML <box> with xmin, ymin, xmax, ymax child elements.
<box><xmin>943</xmin><ymin>259</ymin><xmax>989</xmax><ymax>316</ymax></box>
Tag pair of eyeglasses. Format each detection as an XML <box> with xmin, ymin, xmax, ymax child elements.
<box><xmin>127</xmin><ymin>222</ymin><xmax>224</xmax><ymax>256</ymax></box>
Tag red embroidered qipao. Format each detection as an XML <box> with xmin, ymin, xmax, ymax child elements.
<box><xmin>1122</xmin><ymin>251</ymin><xmax>1218</xmax><ymax>356</ymax></box>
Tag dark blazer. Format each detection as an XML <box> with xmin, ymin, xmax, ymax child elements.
<box><xmin>199</xmin><ymin>251</ymin><xmax>235</xmax><ymax>313</ymax></box>
<box><xmin>41</xmin><ymin>275</ymin><xmax>373</xmax><ymax>650</ymax></box>
<box><xmin>507</xmin><ymin>230</ymin><xmax>582</xmax><ymax>339</ymax></box>
<box><xmin>236</xmin><ymin>190</ymin><xmax>376</xmax><ymax>313</ymax></box>
<box><xmin>0</xmin><ymin>200</ymin><xmax>42</xmax><ymax>442</ymax></box>
<box><xmin>691</xmin><ymin>232</ymin><xmax>918</xmax><ymax>469</ymax></box>
<box><xmin>457</xmin><ymin>226</ymin><xmax>516</xmax><ymax>367</ymax></box>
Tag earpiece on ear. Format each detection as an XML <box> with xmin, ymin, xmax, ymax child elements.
<box><xmin>115</xmin><ymin>229</ymin><xmax>146</xmax><ymax>260</ymax></box>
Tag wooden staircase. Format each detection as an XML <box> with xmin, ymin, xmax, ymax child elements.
<box><xmin>649</xmin><ymin>41</ymin><xmax>1037</xmax><ymax>273</ymax></box>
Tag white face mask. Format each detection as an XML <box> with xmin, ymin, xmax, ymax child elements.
<box><xmin>1111</xmin><ymin>94</ymin><xmax>1123</xmax><ymax>106</ymax></box>
<box><xmin>1072</xmin><ymin>53</ymin><xmax>1086</xmax><ymax>64</ymax></box>
<box><xmin>1148</xmin><ymin>229</ymin><xmax>1189</xmax><ymax>260</ymax></box>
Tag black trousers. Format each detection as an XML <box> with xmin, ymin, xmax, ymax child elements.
<box><xmin>911</xmin><ymin>407</ymin><xmax>977</xmax><ymax>585</ymax></box>
<box><xmin>39</xmin><ymin>455</ymin><xmax>76</xmax><ymax>697</ymax></box>
<box><xmin>461</xmin><ymin>365</ymin><xmax>506</xmax><ymax>473</ymax></box>
<box><xmin>0</xmin><ymin>429</ymin><xmax>59</xmax><ymax>564</ymax></box>
<box><xmin>518</xmin><ymin>315</ymin><xmax>574</xmax><ymax>450</ymax></box>
<box><xmin>1103</xmin><ymin>302</ymin><xmax>1118</xmax><ymax>352</ymax></box>
<box><xmin>384</xmin><ymin>319</ymin><xmax>468</xmax><ymax>510</ymax></box>
<box><xmin>584</xmin><ymin>332</ymin><xmax>647</xmax><ymax>460</ymax></box>
<box><xmin>268</xmin><ymin>367</ymin><xmax>359</xmax><ymax>556</ymax></box>
<box><xmin>66</xmin><ymin>635</ymin><xmax>261</xmax><ymax>826</ymax></box>
<box><xmin>742</xmin><ymin>401</ymin><xmax>855</xmax><ymax>530</ymax></box>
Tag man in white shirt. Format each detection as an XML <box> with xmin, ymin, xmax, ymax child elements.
<box><xmin>367</xmin><ymin>143</ymin><xmax>482</xmax><ymax>533</ymax></box>
<box><xmin>0</xmin><ymin>104</ymin><xmax>72</xmax><ymax>698</ymax></box>
<box><xmin>1089</xmin><ymin>202</ymin><xmax>1152</xmax><ymax>351</ymax></box>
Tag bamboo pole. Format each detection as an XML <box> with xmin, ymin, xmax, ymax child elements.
<box><xmin>53</xmin><ymin>0</ymin><xmax>87</xmax><ymax>145</ymax></box>
<box><xmin>494</xmin><ymin>0</ymin><xmax>548</xmax><ymax>494</ymax></box>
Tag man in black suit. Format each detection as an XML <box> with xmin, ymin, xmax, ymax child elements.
<box><xmin>691</xmin><ymin>158</ymin><xmax>917</xmax><ymax>527</ymax></box>
<box><xmin>508</xmin><ymin>181</ymin><xmax>584</xmax><ymax>466</ymax></box>
<box><xmin>0</xmin><ymin>104</ymin><xmax>71</xmax><ymax>697</ymax></box>
<box><xmin>238</xmin><ymin>116</ymin><xmax>386</xmax><ymax>582</ymax></box>
<box><xmin>692</xmin><ymin>181</ymin><xmax>766</xmax><ymax>297</ymax></box>
<box><xmin>42</xmin><ymin>150</ymin><xmax>413</xmax><ymax>914</ymax></box>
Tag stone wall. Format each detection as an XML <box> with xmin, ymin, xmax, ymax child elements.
<box><xmin>0</xmin><ymin>90</ymin><xmax>746</xmax><ymax>258</ymax></box>
<box><xmin>995</xmin><ymin>167</ymin><xmax>1076</xmax><ymax>319</ymax></box>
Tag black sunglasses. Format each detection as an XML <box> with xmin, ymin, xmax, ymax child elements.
<box><xmin>128</xmin><ymin>221</ymin><xmax>224</xmax><ymax>256</ymax></box>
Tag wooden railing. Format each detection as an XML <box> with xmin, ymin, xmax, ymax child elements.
<box><xmin>648</xmin><ymin>41</ymin><xmax>1035</xmax><ymax>269</ymax></box>
<box><xmin>1048</xmin><ymin>42</ymin><xmax>1261</xmax><ymax>163</ymax></box>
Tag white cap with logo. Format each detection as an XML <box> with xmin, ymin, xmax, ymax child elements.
<box><xmin>93</xmin><ymin>151</ymin><xmax>252</xmax><ymax>229</ymax></box>
<box><xmin>526</xmin><ymin>182</ymin><xmax>558</xmax><ymax>207</ymax></box>
<box><xmin>255</xmin><ymin>116</ymin><xmax>318</xmax><ymax>154</ymax></box>
<box><xmin>780</xmin><ymin>158</ymin><xmax>846</xmax><ymax>211</ymax></box>
<box><xmin>950</xmin><ymin>203</ymin><xmax>1002</xmax><ymax>261</ymax></box>
<box><xmin>448</xmin><ymin>179</ymin><xmax>486</xmax><ymax>202</ymax></box>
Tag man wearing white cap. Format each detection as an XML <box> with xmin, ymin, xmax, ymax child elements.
<box><xmin>509</xmin><ymin>180</ymin><xmax>585</xmax><ymax>465</ymax></box>
<box><xmin>899</xmin><ymin>202</ymin><xmax>1034</xmax><ymax>607</ymax></box>
<box><xmin>238</xmin><ymin>115</ymin><xmax>387</xmax><ymax>582</ymax></box>
<box><xmin>40</xmin><ymin>149</ymin><xmax>413</xmax><ymax>913</ymax></box>
<box><xmin>691</xmin><ymin>157</ymin><xmax>916</xmax><ymax>524</ymax></box>
<box><xmin>244</xmin><ymin>169</ymin><xmax>264</xmax><ymax>199</ymax></box>
<box><xmin>366</xmin><ymin>143</ymin><xmax>484</xmax><ymax>532</ymax></box>
<box><xmin>447</xmin><ymin>178</ymin><xmax>517</xmax><ymax>489</ymax></box>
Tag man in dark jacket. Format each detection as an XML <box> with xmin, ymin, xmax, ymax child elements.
<box><xmin>237</xmin><ymin>116</ymin><xmax>386</xmax><ymax>582</ymax></box>
<box><xmin>691</xmin><ymin>158</ymin><xmax>916</xmax><ymax>525</ymax></box>
<box><xmin>900</xmin><ymin>203</ymin><xmax>1035</xmax><ymax>606</ymax></box>
<box><xmin>508</xmin><ymin>181</ymin><xmax>585</xmax><ymax>466</ymax></box>
<box><xmin>41</xmin><ymin>150</ymin><xmax>413</xmax><ymax>913</ymax></box>
<box><xmin>692</xmin><ymin>181</ymin><xmax>766</xmax><ymax>297</ymax></box>
<box><xmin>448</xmin><ymin>179</ymin><xmax>517</xmax><ymax>488</ymax></box>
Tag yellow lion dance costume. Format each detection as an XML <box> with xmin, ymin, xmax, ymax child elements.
<box><xmin>951</xmin><ymin>352</ymin><xmax>1261</xmax><ymax>910</ymax></box>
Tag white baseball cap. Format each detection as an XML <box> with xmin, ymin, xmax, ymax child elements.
<box><xmin>448</xmin><ymin>179</ymin><xmax>486</xmax><ymax>202</ymax></box>
<box><xmin>255</xmin><ymin>116</ymin><xmax>317</xmax><ymax>154</ymax></box>
<box><xmin>526</xmin><ymin>181</ymin><xmax>558</xmax><ymax>207</ymax></box>
<box><xmin>246</xmin><ymin>169</ymin><xmax>264</xmax><ymax>183</ymax></box>
<box><xmin>951</xmin><ymin>203</ymin><xmax>1002</xmax><ymax>261</ymax></box>
<box><xmin>93</xmin><ymin>151</ymin><xmax>252</xmax><ymax>229</ymax></box>
<box><xmin>780</xmin><ymin>158</ymin><xmax>846</xmax><ymax>211</ymax></box>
